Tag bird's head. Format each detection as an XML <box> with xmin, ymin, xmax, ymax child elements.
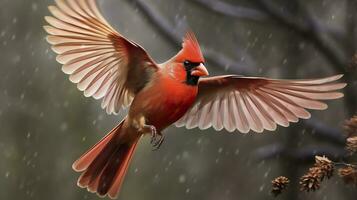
<box><xmin>172</xmin><ymin>31</ymin><xmax>209</xmax><ymax>85</ymax></box>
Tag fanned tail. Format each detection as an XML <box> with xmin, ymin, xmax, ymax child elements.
<box><xmin>72</xmin><ymin>121</ymin><xmax>140</xmax><ymax>199</ymax></box>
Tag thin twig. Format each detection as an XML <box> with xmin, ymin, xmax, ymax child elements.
<box><xmin>334</xmin><ymin>162</ymin><xmax>357</xmax><ymax>168</ymax></box>
<box><xmin>255</xmin><ymin>144</ymin><xmax>348</xmax><ymax>162</ymax></box>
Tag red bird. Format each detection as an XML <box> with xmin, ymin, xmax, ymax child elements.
<box><xmin>44</xmin><ymin>0</ymin><xmax>346</xmax><ymax>198</ymax></box>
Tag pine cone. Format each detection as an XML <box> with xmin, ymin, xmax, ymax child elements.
<box><xmin>338</xmin><ymin>166</ymin><xmax>357</xmax><ymax>186</ymax></box>
<box><xmin>300</xmin><ymin>156</ymin><xmax>335</xmax><ymax>192</ymax></box>
<box><xmin>315</xmin><ymin>156</ymin><xmax>334</xmax><ymax>179</ymax></box>
<box><xmin>344</xmin><ymin>116</ymin><xmax>357</xmax><ymax>137</ymax></box>
<box><xmin>300</xmin><ymin>167</ymin><xmax>323</xmax><ymax>192</ymax></box>
<box><xmin>271</xmin><ymin>176</ymin><xmax>290</xmax><ymax>197</ymax></box>
<box><xmin>346</xmin><ymin>136</ymin><xmax>357</xmax><ymax>154</ymax></box>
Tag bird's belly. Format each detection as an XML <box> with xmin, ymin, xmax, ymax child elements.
<box><xmin>146</xmin><ymin>97</ymin><xmax>195</xmax><ymax>129</ymax></box>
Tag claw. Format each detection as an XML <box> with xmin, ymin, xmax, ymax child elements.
<box><xmin>152</xmin><ymin>134</ymin><xmax>165</xmax><ymax>151</ymax></box>
<box><xmin>141</xmin><ymin>124</ymin><xmax>165</xmax><ymax>150</ymax></box>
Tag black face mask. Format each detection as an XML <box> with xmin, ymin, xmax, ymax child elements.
<box><xmin>183</xmin><ymin>60</ymin><xmax>201</xmax><ymax>86</ymax></box>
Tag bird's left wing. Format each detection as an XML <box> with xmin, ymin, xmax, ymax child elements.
<box><xmin>175</xmin><ymin>75</ymin><xmax>346</xmax><ymax>133</ymax></box>
<box><xmin>44</xmin><ymin>0</ymin><xmax>158</xmax><ymax>114</ymax></box>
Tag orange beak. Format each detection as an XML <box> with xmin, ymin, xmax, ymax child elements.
<box><xmin>191</xmin><ymin>63</ymin><xmax>209</xmax><ymax>77</ymax></box>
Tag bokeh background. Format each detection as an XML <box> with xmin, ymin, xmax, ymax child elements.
<box><xmin>1</xmin><ymin>0</ymin><xmax>356</xmax><ymax>199</ymax></box>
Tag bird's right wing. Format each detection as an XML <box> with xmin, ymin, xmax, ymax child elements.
<box><xmin>44</xmin><ymin>0</ymin><xmax>159</xmax><ymax>114</ymax></box>
<box><xmin>175</xmin><ymin>75</ymin><xmax>346</xmax><ymax>133</ymax></box>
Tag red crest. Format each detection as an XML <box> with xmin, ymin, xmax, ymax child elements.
<box><xmin>177</xmin><ymin>31</ymin><xmax>205</xmax><ymax>63</ymax></box>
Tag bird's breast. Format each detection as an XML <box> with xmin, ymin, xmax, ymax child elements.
<box><xmin>129</xmin><ymin>75</ymin><xmax>198</xmax><ymax>130</ymax></box>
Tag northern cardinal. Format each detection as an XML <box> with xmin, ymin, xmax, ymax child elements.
<box><xmin>44</xmin><ymin>0</ymin><xmax>346</xmax><ymax>198</ymax></box>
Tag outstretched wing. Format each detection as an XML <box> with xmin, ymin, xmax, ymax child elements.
<box><xmin>175</xmin><ymin>74</ymin><xmax>346</xmax><ymax>133</ymax></box>
<box><xmin>44</xmin><ymin>0</ymin><xmax>158</xmax><ymax>114</ymax></box>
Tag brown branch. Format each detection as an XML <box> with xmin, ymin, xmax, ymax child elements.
<box><xmin>255</xmin><ymin>144</ymin><xmax>348</xmax><ymax>163</ymax></box>
<box><xmin>129</xmin><ymin>0</ymin><xmax>256</xmax><ymax>75</ymax></box>
<box><xmin>192</xmin><ymin>0</ymin><xmax>345</xmax><ymax>48</ymax></box>
<box><xmin>191</xmin><ymin>0</ymin><xmax>267</xmax><ymax>21</ymax></box>
<box><xmin>255</xmin><ymin>0</ymin><xmax>357</xmax><ymax>114</ymax></box>
<box><xmin>346</xmin><ymin>0</ymin><xmax>357</xmax><ymax>55</ymax></box>
<box><xmin>304</xmin><ymin>119</ymin><xmax>346</xmax><ymax>145</ymax></box>
<box><xmin>255</xmin><ymin>0</ymin><xmax>347</xmax><ymax>73</ymax></box>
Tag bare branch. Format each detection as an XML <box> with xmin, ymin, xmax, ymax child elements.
<box><xmin>192</xmin><ymin>0</ymin><xmax>345</xmax><ymax>49</ymax></box>
<box><xmin>304</xmin><ymin>119</ymin><xmax>346</xmax><ymax>145</ymax></box>
<box><xmin>256</xmin><ymin>0</ymin><xmax>347</xmax><ymax>74</ymax></box>
<box><xmin>191</xmin><ymin>0</ymin><xmax>267</xmax><ymax>21</ymax></box>
<box><xmin>346</xmin><ymin>0</ymin><xmax>357</xmax><ymax>54</ymax></box>
<box><xmin>255</xmin><ymin>143</ymin><xmax>348</xmax><ymax>163</ymax></box>
<box><xmin>255</xmin><ymin>0</ymin><xmax>357</xmax><ymax>114</ymax></box>
<box><xmin>129</xmin><ymin>0</ymin><xmax>256</xmax><ymax>75</ymax></box>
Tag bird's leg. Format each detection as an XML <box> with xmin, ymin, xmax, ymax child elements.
<box><xmin>150</xmin><ymin>125</ymin><xmax>157</xmax><ymax>144</ymax></box>
<box><xmin>135</xmin><ymin>116</ymin><xmax>164</xmax><ymax>150</ymax></box>
<box><xmin>140</xmin><ymin>124</ymin><xmax>164</xmax><ymax>150</ymax></box>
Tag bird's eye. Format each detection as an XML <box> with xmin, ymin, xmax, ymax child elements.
<box><xmin>183</xmin><ymin>60</ymin><xmax>200</xmax><ymax>71</ymax></box>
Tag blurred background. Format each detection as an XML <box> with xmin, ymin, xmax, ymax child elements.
<box><xmin>0</xmin><ymin>0</ymin><xmax>356</xmax><ymax>199</ymax></box>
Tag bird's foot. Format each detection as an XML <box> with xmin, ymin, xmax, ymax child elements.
<box><xmin>152</xmin><ymin>134</ymin><xmax>165</xmax><ymax>151</ymax></box>
<box><xmin>141</xmin><ymin>125</ymin><xmax>165</xmax><ymax>150</ymax></box>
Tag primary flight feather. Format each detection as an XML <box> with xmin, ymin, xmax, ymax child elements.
<box><xmin>44</xmin><ymin>0</ymin><xmax>346</xmax><ymax>198</ymax></box>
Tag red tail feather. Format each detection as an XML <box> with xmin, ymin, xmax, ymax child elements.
<box><xmin>73</xmin><ymin>121</ymin><xmax>140</xmax><ymax>199</ymax></box>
